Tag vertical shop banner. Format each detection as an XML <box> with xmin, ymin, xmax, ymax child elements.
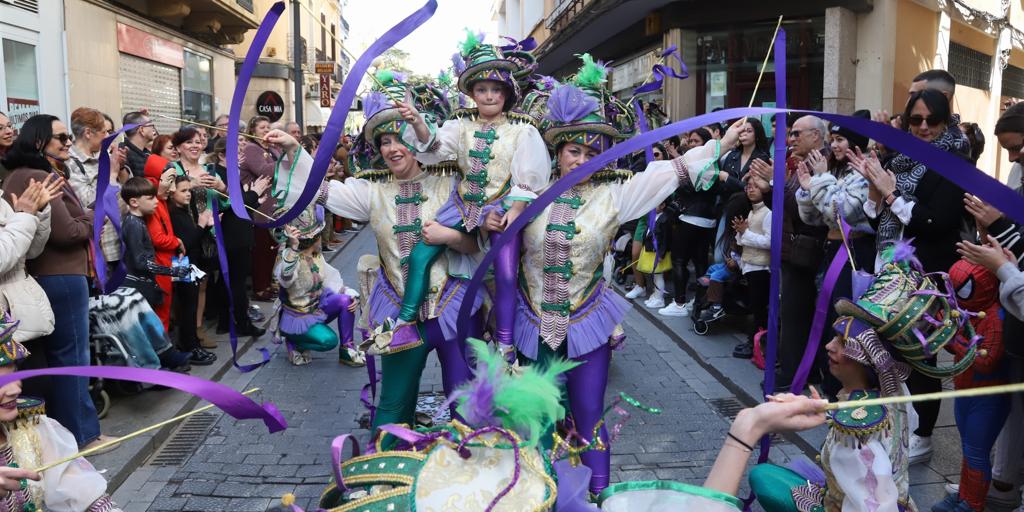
<box><xmin>319</xmin><ymin>74</ymin><xmax>332</xmax><ymax>108</ymax></box>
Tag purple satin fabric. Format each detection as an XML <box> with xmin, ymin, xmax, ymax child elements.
<box><xmin>513</xmin><ymin>282</ymin><xmax>629</xmax><ymax>360</ymax></box>
<box><xmin>632</xmin><ymin>98</ymin><xmax>661</xmax><ymax>270</ymax></box>
<box><xmin>490</xmin><ymin>231</ymin><xmax>519</xmax><ymax>347</ymax></box>
<box><xmin>226</xmin><ymin>0</ymin><xmax>438</xmax><ymax>228</ymax></box>
<box><xmin>93</xmin><ymin>123</ymin><xmax>138</xmax><ymax>291</ymax></box>
<box><xmin>758</xmin><ymin>28</ymin><xmax>788</xmax><ymax>465</ymax></box>
<box><xmin>330</xmin><ymin>434</ymin><xmax>360</xmax><ymax>493</ymax></box>
<box><xmin>566</xmin><ymin>343</ymin><xmax>612</xmax><ymax>493</ymax></box>
<box><xmin>0</xmin><ymin>366</ymin><xmax>286</xmax><ymax>432</ymax></box>
<box><xmin>633</xmin><ymin>45</ymin><xmax>690</xmax><ymax>95</ymax></box>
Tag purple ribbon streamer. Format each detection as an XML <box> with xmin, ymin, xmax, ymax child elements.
<box><xmin>499</xmin><ymin>36</ymin><xmax>537</xmax><ymax>52</ymax></box>
<box><xmin>93</xmin><ymin>124</ymin><xmax>138</xmax><ymax>292</ymax></box>
<box><xmin>226</xmin><ymin>0</ymin><xmax>438</xmax><ymax>228</ymax></box>
<box><xmin>789</xmin><ymin>218</ymin><xmax>852</xmax><ymax>395</ymax></box>
<box><xmin>211</xmin><ymin>200</ymin><xmax>272</xmax><ymax>372</ymax></box>
<box><xmin>758</xmin><ymin>28</ymin><xmax>787</xmax><ymax>465</ymax></box>
<box><xmin>631</xmin><ymin>98</ymin><xmax>661</xmax><ymax>272</ymax></box>
<box><xmin>330</xmin><ymin>434</ymin><xmax>360</xmax><ymax>493</ymax></box>
<box><xmin>633</xmin><ymin>44</ymin><xmax>690</xmax><ymax>95</ymax></box>
<box><xmin>0</xmin><ymin>366</ymin><xmax>286</xmax><ymax>432</ymax></box>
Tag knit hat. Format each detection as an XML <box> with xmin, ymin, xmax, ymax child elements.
<box><xmin>0</xmin><ymin>314</ymin><xmax>30</xmax><ymax>367</ymax></box>
<box><xmin>456</xmin><ymin>30</ymin><xmax>521</xmax><ymax>110</ymax></box>
<box><xmin>829</xmin><ymin>109</ymin><xmax>871</xmax><ymax>151</ymax></box>
<box><xmin>542</xmin><ymin>54</ymin><xmax>635</xmax><ymax>153</ymax></box>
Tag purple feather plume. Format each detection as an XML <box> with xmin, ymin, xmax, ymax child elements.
<box><xmin>538</xmin><ymin>75</ymin><xmax>558</xmax><ymax>91</ymax></box>
<box><xmin>890</xmin><ymin>238</ymin><xmax>923</xmax><ymax>270</ymax></box>
<box><xmin>451</xmin><ymin>53</ymin><xmax>466</xmax><ymax>75</ymax></box>
<box><xmin>544</xmin><ymin>84</ymin><xmax>597</xmax><ymax>124</ymax></box>
<box><xmin>787</xmin><ymin>458</ymin><xmax>826</xmax><ymax>487</ymax></box>
<box><xmin>362</xmin><ymin>91</ymin><xmax>388</xmax><ymax>119</ymax></box>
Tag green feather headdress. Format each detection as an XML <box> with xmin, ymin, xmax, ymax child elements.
<box><xmin>460</xmin><ymin>28</ymin><xmax>484</xmax><ymax>56</ymax></box>
<box><xmin>453</xmin><ymin>339</ymin><xmax>578</xmax><ymax>446</ymax></box>
<box><xmin>573</xmin><ymin>53</ymin><xmax>608</xmax><ymax>90</ymax></box>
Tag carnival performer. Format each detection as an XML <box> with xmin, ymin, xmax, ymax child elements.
<box><xmin>272</xmin><ymin>203</ymin><xmax>363</xmax><ymax>367</ymax></box>
<box><xmin>268</xmin><ymin>80</ymin><xmax>485</xmax><ymax>441</ymax></box>
<box><xmin>931</xmin><ymin>259</ymin><xmax>1008</xmax><ymax>512</ymax></box>
<box><xmin>0</xmin><ymin>314</ymin><xmax>123</xmax><ymax>511</ymax></box>
<box><xmin>486</xmin><ymin>55</ymin><xmax>746</xmax><ymax>496</ymax></box>
<box><xmin>396</xmin><ymin>31</ymin><xmax>551</xmax><ymax>359</ymax></box>
<box><xmin>749</xmin><ymin>242</ymin><xmax>979</xmax><ymax>512</ymax></box>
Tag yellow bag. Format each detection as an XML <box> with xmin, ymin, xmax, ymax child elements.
<box><xmin>637</xmin><ymin>248</ymin><xmax>672</xmax><ymax>273</ymax></box>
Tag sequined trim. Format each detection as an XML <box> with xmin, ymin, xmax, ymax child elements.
<box><xmin>462</xmin><ymin>124</ymin><xmax>497</xmax><ymax>231</ymax></box>
<box><xmin>670</xmin><ymin>156</ymin><xmax>691</xmax><ymax>187</ymax></box>
<box><xmin>87</xmin><ymin>494</ymin><xmax>118</xmax><ymax>512</ymax></box>
<box><xmin>394</xmin><ymin>181</ymin><xmax>427</xmax><ymax>319</ymax></box>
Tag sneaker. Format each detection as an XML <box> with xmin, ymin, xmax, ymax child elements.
<box><xmin>909</xmin><ymin>434</ymin><xmax>933</xmax><ymax>465</ymax></box>
<box><xmin>645</xmin><ymin>294</ymin><xmax>665</xmax><ymax>309</ymax></box>
<box><xmin>698</xmin><ymin>303</ymin><xmax>725</xmax><ymax>322</ymax></box>
<box><xmin>159</xmin><ymin>349</ymin><xmax>192</xmax><ymax>371</ymax></box>
<box><xmin>931</xmin><ymin>492</ymin><xmax>961</xmax><ymax>512</ymax></box>
<box><xmin>949</xmin><ymin>482</ymin><xmax>1024</xmax><ymax>509</ymax></box>
<box><xmin>658</xmin><ymin>301</ymin><xmax>690</xmax><ymax>317</ymax></box>
<box><xmin>248</xmin><ymin>305</ymin><xmax>265</xmax><ymax>323</ymax></box>
<box><xmin>682</xmin><ymin>299</ymin><xmax>694</xmax><ymax>315</ymax></box>
<box><xmin>732</xmin><ymin>342</ymin><xmax>754</xmax><ymax>359</ymax></box>
<box><xmin>624</xmin><ymin>286</ymin><xmax>644</xmax><ymax>300</ymax></box>
<box><xmin>188</xmin><ymin>348</ymin><xmax>217</xmax><ymax>366</ymax></box>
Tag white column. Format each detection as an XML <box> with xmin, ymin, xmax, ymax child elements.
<box><xmin>823</xmin><ymin>6</ymin><xmax>858</xmax><ymax>113</ymax></box>
<box><xmin>986</xmin><ymin>27</ymin><xmax>1012</xmax><ymax>176</ymax></box>
<box><xmin>934</xmin><ymin>8</ymin><xmax>951</xmax><ymax>70</ymax></box>
<box><xmin>662</xmin><ymin>28</ymin><xmax>696</xmax><ymax>121</ymax></box>
<box><xmin>855</xmin><ymin>0</ymin><xmax>898</xmax><ymax>113</ymax></box>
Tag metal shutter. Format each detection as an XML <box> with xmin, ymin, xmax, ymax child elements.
<box><xmin>119</xmin><ymin>53</ymin><xmax>181</xmax><ymax>134</ymax></box>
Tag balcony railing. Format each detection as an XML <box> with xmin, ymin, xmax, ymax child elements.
<box><xmin>546</xmin><ymin>0</ymin><xmax>585</xmax><ymax>32</ymax></box>
<box><xmin>236</xmin><ymin>0</ymin><xmax>253</xmax><ymax>13</ymax></box>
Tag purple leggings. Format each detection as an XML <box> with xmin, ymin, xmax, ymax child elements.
<box><xmin>320</xmin><ymin>291</ymin><xmax>356</xmax><ymax>349</ymax></box>
<box><xmin>490</xmin><ymin>231</ymin><xmax>520</xmax><ymax>347</ymax></box>
<box><xmin>536</xmin><ymin>342</ymin><xmax>612</xmax><ymax>494</ymax></box>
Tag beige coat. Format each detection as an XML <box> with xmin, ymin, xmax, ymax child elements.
<box><xmin>0</xmin><ymin>197</ymin><xmax>55</xmax><ymax>341</ymax></box>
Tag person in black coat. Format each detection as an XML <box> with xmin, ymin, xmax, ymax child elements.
<box><xmin>167</xmin><ymin>175</ymin><xmax>217</xmax><ymax>365</ymax></box>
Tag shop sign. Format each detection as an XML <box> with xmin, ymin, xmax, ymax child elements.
<box><xmin>256</xmin><ymin>91</ymin><xmax>285</xmax><ymax>122</ymax></box>
<box><xmin>117</xmin><ymin>23</ymin><xmax>184</xmax><ymax>68</ymax></box>
<box><xmin>319</xmin><ymin>74</ymin><xmax>332</xmax><ymax>108</ymax></box>
<box><xmin>5</xmin><ymin>98</ymin><xmax>40</xmax><ymax>131</ymax></box>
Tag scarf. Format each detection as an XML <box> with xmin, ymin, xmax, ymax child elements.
<box><xmin>876</xmin><ymin>122</ymin><xmax>969</xmax><ymax>250</ymax></box>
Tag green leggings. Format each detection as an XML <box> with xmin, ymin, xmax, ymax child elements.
<box><xmin>399</xmin><ymin>221</ymin><xmax>466</xmax><ymax>323</ymax></box>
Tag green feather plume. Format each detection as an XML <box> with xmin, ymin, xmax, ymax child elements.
<box><xmin>573</xmin><ymin>53</ymin><xmax>608</xmax><ymax>89</ymax></box>
<box><xmin>460</xmin><ymin>28</ymin><xmax>482</xmax><ymax>56</ymax></box>
<box><xmin>375</xmin><ymin>69</ymin><xmax>396</xmax><ymax>85</ymax></box>
<box><xmin>437</xmin><ymin>70</ymin><xmax>453</xmax><ymax>88</ymax></box>
<box><xmin>456</xmin><ymin>339</ymin><xmax>578</xmax><ymax>446</ymax></box>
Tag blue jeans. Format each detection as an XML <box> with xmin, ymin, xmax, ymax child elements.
<box><xmin>36</xmin><ymin>275</ymin><xmax>100</xmax><ymax>446</ymax></box>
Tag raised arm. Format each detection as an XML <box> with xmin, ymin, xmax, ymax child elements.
<box><xmin>407</xmin><ymin>118</ymin><xmax>459</xmax><ymax>166</ymax></box>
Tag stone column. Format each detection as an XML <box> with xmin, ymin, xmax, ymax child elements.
<box><xmin>934</xmin><ymin>8</ymin><xmax>952</xmax><ymax>70</ymax></box>
<box><xmin>663</xmin><ymin>28</ymin><xmax>697</xmax><ymax>121</ymax></box>
<box><xmin>854</xmin><ymin>0</ymin><xmax>898</xmax><ymax>113</ymax></box>
<box><xmin>986</xmin><ymin>27</ymin><xmax>1012</xmax><ymax>176</ymax></box>
<box><xmin>823</xmin><ymin>6</ymin><xmax>858</xmax><ymax>113</ymax></box>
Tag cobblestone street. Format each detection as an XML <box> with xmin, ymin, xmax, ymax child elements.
<box><xmin>112</xmin><ymin>228</ymin><xmax>808</xmax><ymax>511</ymax></box>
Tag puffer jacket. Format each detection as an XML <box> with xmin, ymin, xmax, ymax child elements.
<box><xmin>0</xmin><ymin>197</ymin><xmax>55</xmax><ymax>341</ymax></box>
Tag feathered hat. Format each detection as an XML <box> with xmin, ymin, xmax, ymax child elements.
<box><xmin>0</xmin><ymin>314</ymin><xmax>30</xmax><ymax>367</ymax></box>
<box><xmin>833</xmin><ymin>240</ymin><xmax>978</xmax><ymax>379</ymax></box>
<box><xmin>273</xmin><ymin>204</ymin><xmax>326</xmax><ymax>246</ymax></box>
<box><xmin>360</xmin><ymin>70</ymin><xmax>416</xmax><ymax>148</ymax></box>
<box><xmin>456</xmin><ymin>30</ymin><xmax>521</xmax><ymax>109</ymax></box>
<box><xmin>542</xmin><ymin>54</ymin><xmax>636</xmax><ymax>153</ymax></box>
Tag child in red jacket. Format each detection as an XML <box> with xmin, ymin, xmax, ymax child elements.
<box><xmin>143</xmin><ymin>157</ymin><xmax>184</xmax><ymax>332</ymax></box>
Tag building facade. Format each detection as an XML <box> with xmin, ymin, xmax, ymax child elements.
<box><xmin>1</xmin><ymin>0</ymin><xmax>70</xmax><ymax>130</ymax></box>
<box><xmin>496</xmin><ymin>0</ymin><xmax>1024</xmax><ymax>180</ymax></box>
<box><xmin>62</xmin><ymin>0</ymin><xmax>257</xmax><ymax>134</ymax></box>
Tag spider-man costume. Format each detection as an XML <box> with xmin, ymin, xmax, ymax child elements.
<box><xmin>947</xmin><ymin>259</ymin><xmax>1010</xmax><ymax>512</ymax></box>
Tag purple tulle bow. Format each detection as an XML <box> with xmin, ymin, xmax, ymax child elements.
<box><xmin>362</xmin><ymin>91</ymin><xmax>389</xmax><ymax>119</ymax></box>
<box><xmin>545</xmin><ymin>84</ymin><xmax>598</xmax><ymax>124</ymax></box>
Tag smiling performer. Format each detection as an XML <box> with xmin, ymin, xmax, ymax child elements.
<box><xmin>270</xmin><ymin>77</ymin><xmax>485</xmax><ymax>442</ymax></box>
<box><xmin>494</xmin><ymin>54</ymin><xmax>745</xmax><ymax>495</ymax></box>
<box><xmin>393</xmin><ymin>31</ymin><xmax>551</xmax><ymax>360</ymax></box>
<box><xmin>749</xmin><ymin>242</ymin><xmax>978</xmax><ymax>512</ymax></box>
<box><xmin>0</xmin><ymin>314</ymin><xmax>122</xmax><ymax>511</ymax></box>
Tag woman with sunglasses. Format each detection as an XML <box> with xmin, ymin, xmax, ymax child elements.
<box><xmin>1</xmin><ymin>114</ymin><xmax>121</xmax><ymax>454</ymax></box>
<box><xmin>0</xmin><ymin>112</ymin><xmax>14</xmax><ymax>184</ymax></box>
<box><xmin>848</xmin><ymin>87</ymin><xmax>970</xmax><ymax>467</ymax></box>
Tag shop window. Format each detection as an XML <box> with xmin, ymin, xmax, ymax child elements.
<box><xmin>949</xmin><ymin>42</ymin><xmax>992</xmax><ymax>90</ymax></box>
<box><xmin>182</xmin><ymin>50</ymin><xmax>213</xmax><ymax>121</ymax></box>
<box><xmin>1002</xmin><ymin>64</ymin><xmax>1024</xmax><ymax>98</ymax></box>
<box><xmin>1</xmin><ymin>38</ymin><xmax>40</xmax><ymax>130</ymax></box>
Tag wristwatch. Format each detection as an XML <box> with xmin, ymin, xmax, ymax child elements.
<box><xmin>885</xmin><ymin>189</ymin><xmax>902</xmax><ymax>207</ymax></box>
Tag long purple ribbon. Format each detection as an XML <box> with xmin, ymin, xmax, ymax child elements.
<box><xmin>211</xmin><ymin>199</ymin><xmax>272</xmax><ymax>372</ymax></box>
<box><xmin>789</xmin><ymin>218</ymin><xmax>852</xmax><ymax>395</ymax></box>
<box><xmin>758</xmin><ymin>28</ymin><xmax>787</xmax><ymax>465</ymax></box>
<box><xmin>330</xmin><ymin>434</ymin><xmax>360</xmax><ymax>493</ymax></box>
<box><xmin>94</xmin><ymin>124</ymin><xmax>138</xmax><ymax>292</ymax></box>
<box><xmin>633</xmin><ymin>45</ymin><xmax>690</xmax><ymax>95</ymax></box>
<box><xmin>0</xmin><ymin>366</ymin><xmax>286</xmax><ymax>432</ymax></box>
<box><xmin>226</xmin><ymin>0</ymin><xmax>438</xmax><ymax>228</ymax></box>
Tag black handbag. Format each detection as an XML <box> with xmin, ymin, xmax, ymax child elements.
<box><xmin>782</xmin><ymin>233</ymin><xmax>825</xmax><ymax>269</ymax></box>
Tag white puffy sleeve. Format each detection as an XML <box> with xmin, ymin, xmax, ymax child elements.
<box><xmin>410</xmin><ymin>118</ymin><xmax>461</xmax><ymax>165</ymax></box>
<box><xmin>613</xmin><ymin>160</ymin><xmax>685</xmax><ymax>223</ymax></box>
<box><xmin>37</xmin><ymin>416</ymin><xmax>122</xmax><ymax>512</ymax></box>
<box><xmin>827</xmin><ymin>438</ymin><xmax>900</xmax><ymax>512</ymax></box>
<box><xmin>273</xmin><ymin>149</ymin><xmax>372</xmax><ymax>223</ymax></box>
<box><xmin>507</xmin><ymin>125</ymin><xmax>551</xmax><ymax>202</ymax></box>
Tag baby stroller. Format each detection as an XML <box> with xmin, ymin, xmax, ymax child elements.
<box><xmin>690</xmin><ymin>271</ymin><xmax>750</xmax><ymax>335</ymax></box>
<box><xmin>89</xmin><ymin>333</ymin><xmax>133</xmax><ymax>419</ymax></box>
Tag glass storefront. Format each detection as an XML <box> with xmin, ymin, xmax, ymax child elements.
<box><xmin>695</xmin><ymin>18</ymin><xmax>825</xmax><ymax>114</ymax></box>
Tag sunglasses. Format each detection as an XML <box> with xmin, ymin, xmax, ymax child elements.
<box><xmin>51</xmin><ymin>133</ymin><xmax>74</xmax><ymax>144</ymax></box>
<box><xmin>907</xmin><ymin>115</ymin><xmax>944</xmax><ymax>128</ymax></box>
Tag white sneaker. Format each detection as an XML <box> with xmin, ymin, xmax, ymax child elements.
<box><xmin>682</xmin><ymin>299</ymin><xmax>694</xmax><ymax>315</ymax></box>
<box><xmin>624</xmin><ymin>286</ymin><xmax>645</xmax><ymax>300</ymax></box>
<box><xmin>645</xmin><ymin>295</ymin><xmax>665</xmax><ymax>309</ymax></box>
<box><xmin>908</xmin><ymin>434</ymin><xmax>933</xmax><ymax>465</ymax></box>
<box><xmin>658</xmin><ymin>301</ymin><xmax>690</xmax><ymax>317</ymax></box>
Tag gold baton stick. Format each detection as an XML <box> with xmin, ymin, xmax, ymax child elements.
<box><xmin>33</xmin><ymin>388</ymin><xmax>262</xmax><ymax>473</ymax></box>
<box><xmin>151</xmin><ymin>114</ymin><xmax>265</xmax><ymax>142</ymax></box>
<box><xmin>824</xmin><ymin>382</ymin><xmax>1024</xmax><ymax>411</ymax></box>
